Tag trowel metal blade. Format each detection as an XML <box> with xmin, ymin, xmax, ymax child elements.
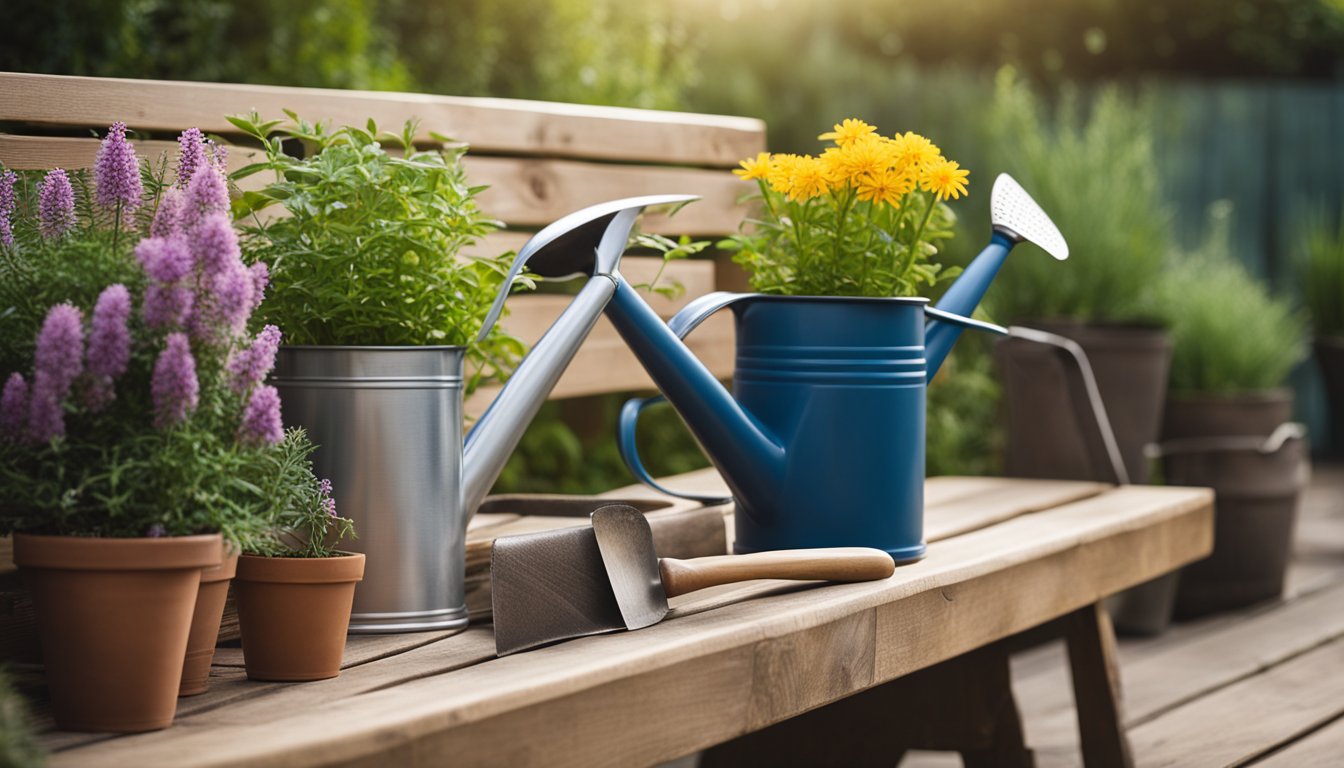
<box><xmin>490</xmin><ymin>525</ymin><xmax>626</xmax><ymax>656</ymax></box>
<box><xmin>591</xmin><ymin>505</ymin><xmax>670</xmax><ymax>631</ymax></box>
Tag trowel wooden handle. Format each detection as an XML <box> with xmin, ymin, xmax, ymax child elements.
<box><xmin>658</xmin><ymin>547</ymin><xmax>896</xmax><ymax>598</ymax></box>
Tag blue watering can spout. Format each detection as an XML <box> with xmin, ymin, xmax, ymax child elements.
<box><xmin>923</xmin><ymin>173</ymin><xmax>1069</xmax><ymax>379</ymax></box>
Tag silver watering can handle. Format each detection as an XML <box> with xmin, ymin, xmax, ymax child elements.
<box><xmin>616</xmin><ymin>296</ymin><xmax>1007</xmax><ymax>504</ymax></box>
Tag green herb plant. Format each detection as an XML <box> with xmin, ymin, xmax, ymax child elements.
<box><xmin>244</xmin><ymin>429</ymin><xmax>356</xmax><ymax>558</ymax></box>
<box><xmin>1163</xmin><ymin>202</ymin><xmax>1307</xmax><ymax>395</ymax></box>
<box><xmin>979</xmin><ymin>69</ymin><xmax>1174</xmax><ymax>323</ymax></box>
<box><xmin>230</xmin><ymin>112</ymin><xmax>529</xmax><ymax>390</ymax></box>
<box><xmin>0</xmin><ymin>666</ymin><xmax>44</xmax><ymax>768</ymax></box>
<box><xmin>1299</xmin><ymin>206</ymin><xmax>1344</xmax><ymax>339</ymax></box>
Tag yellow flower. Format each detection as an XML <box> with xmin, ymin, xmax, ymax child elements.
<box><xmin>834</xmin><ymin>135</ymin><xmax>890</xmax><ymax>187</ymax></box>
<box><xmin>855</xmin><ymin>170</ymin><xmax>912</xmax><ymax>207</ymax></box>
<box><xmin>819</xmin><ymin>118</ymin><xmax>877</xmax><ymax>147</ymax></box>
<box><xmin>787</xmin><ymin>157</ymin><xmax>830</xmax><ymax>201</ymax></box>
<box><xmin>895</xmin><ymin>132</ymin><xmax>942</xmax><ymax>171</ymax></box>
<box><xmin>766</xmin><ymin>153</ymin><xmax>803</xmax><ymax>195</ymax></box>
<box><xmin>921</xmin><ymin>158</ymin><xmax>970</xmax><ymax>201</ymax></box>
<box><xmin>733</xmin><ymin>152</ymin><xmax>772</xmax><ymax>181</ymax></box>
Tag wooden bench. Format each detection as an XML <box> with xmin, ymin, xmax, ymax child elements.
<box><xmin>0</xmin><ymin>72</ymin><xmax>1216</xmax><ymax>767</ymax></box>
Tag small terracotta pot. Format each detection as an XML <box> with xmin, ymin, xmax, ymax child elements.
<box><xmin>234</xmin><ymin>552</ymin><xmax>365</xmax><ymax>682</ymax></box>
<box><xmin>179</xmin><ymin>544</ymin><xmax>240</xmax><ymax>696</ymax></box>
<box><xmin>13</xmin><ymin>533</ymin><xmax>222</xmax><ymax>732</ymax></box>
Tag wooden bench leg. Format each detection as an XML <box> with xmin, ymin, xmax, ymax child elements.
<box><xmin>701</xmin><ymin>642</ymin><xmax>1033</xmax><ymax>767</ymax></box>
<box><xmin>1065</xmin><ymin>601</ymin><xmax>1135</xmax><ymax>768</ymax></box>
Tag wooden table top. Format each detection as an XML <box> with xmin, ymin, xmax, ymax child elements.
<box><xmin>40</xmin><ymin>473</ymin><xmax>1213</xmax><ymax>768</ymax></box>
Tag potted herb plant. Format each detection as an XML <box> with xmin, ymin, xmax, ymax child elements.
<box><xmin>0</xmin><ymin>127</ymin><xmax>322</xmax><ymax>731</ymax></box>
<box><xmin>233</xmin><ymin>437</ymin><xmax>361</xmax><ymax>682</ymax></box>
<box><xmin>1299</xmin><ymin>208</ymin><xmax>1344</xmax><ymax>455</ymax></box>
<box><xmin>981</xmin><ymin>70</ymin><xmax>1175</xmax><ymax>486</ymax></box>
<box><xmin>230</xmin><ymin>113</ymin><xmax>526</xmax><ymax>634</ymax></box>
<box><xmin>1157</xmin><ymin>205</ymin><xmax>1309</xmax><ymax>618</ymax></box>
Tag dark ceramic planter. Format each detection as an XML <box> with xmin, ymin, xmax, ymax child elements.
<box><xmin>995</xmin><ymin>321</ymin><xmax>1175</xmax><ymax>635</ymax></box>
<box><xmin>1162</xmin><ymin>391</ymin><xmax>1308</xmax><ymax>618</ymax></box>
<box><xmin>1315</xmin><ymin>337</ymin><xmax>1344</xmax><ymax>455</ymax></box>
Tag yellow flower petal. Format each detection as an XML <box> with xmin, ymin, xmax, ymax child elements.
<box><xmin>818</xmin><ymin>118</ymin><xmax>878</xmax><ymax>147</ymax></box>
<box><xmin>733</xmin><ymin>152</ymin><xmax>772</xmax><ymax>181</ymax></box>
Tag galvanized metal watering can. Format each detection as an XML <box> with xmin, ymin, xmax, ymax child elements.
<box><xmin>271</xmin><ymin>198</ymin><xmax>686</xmax><ymax>633</ymax></box>
<box><xmin>588</xmin><ymin>175</ymin><xmax>1070</xmax><ymax>562</ymax></box>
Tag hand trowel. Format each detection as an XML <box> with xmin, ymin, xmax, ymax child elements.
<box><xmin>491</xmin><ymin>505</ymin><xmax>894</xmax><ymax>655</ymax></box>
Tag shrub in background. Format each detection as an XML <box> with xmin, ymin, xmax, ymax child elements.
<box><xmin>0</xmin><ymin>667</ymin><xmax>43</xmax><ymax>768</ymax></box>
<box><xmin>1299</xmin><ymin>205</ymin><xmax>1344</xmax><ymax>339</ymax></box>
<box><xmin>1163</xmin><ymin>203</ymin><xmax>1308</xmax><ymax>395</ymax></box>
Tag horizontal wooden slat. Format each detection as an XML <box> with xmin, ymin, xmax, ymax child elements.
<box><xmin>0</xmin><ymin>72</ymin><xmax>765</xmax><ymax>167</ymax></box>
<box><xmin>45</xmin><ymin>484</ymin><xmax>1212</xmax><ymax>768</ymax></box>
<box><xmin>0</xmin><ymin>133</ymin><xmax>751</xmax><ymax>235</ymax></box>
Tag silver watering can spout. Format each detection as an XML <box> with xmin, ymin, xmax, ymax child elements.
<box><xmin>460</xmin><ymin>195</ymin><xmax>701</xmax><ymax>516</ymax></box>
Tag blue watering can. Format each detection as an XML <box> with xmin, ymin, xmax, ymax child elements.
<box><xmin>504</xmin><ymin>175</ymin><xmax>1069</xmax><ymax>562</ymax></box>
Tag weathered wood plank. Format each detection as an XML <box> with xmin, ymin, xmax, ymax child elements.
<box><xmin>1253</xmin><ymin>714</ymin><xmax>1344</xmax><ymax>767</ymax></box>
<box><xmin>0</xmin><ymin>134</ymin><xmax>752</xmax><ymax>234</ymax></box>
<box><xmin>1065</xmin><ymin>603</ymin><xmax>1134</xmax><ymax>768</ymax></box>
<box><xmin>46</xmin><ymin>485</ymin><xmax>1211</xmax><ymax>768</ymax></box>
<box><xmin>0</xmin><ymin>72</ymin><xmax>766</xmax><ymax>166</ymax></box>
<box><xmin>1127</xmin><ymin>637</ymin><xmax>1344</xmax><ymax>767</ymax></box>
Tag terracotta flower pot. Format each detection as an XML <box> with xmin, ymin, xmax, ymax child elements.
<box><xmin>13</xmin><ymin>533</ymin><xmax>222</xmax><ymax>732</ymax></box>
<box><xmin>234</xmin><ymin>552</ymin><xmax>365</xmax><ymax>682</ymax></box>
<box><xmin>179</xmin><ymin>545</ymin><xmax>240</xmax><ymax>696</ymax></box>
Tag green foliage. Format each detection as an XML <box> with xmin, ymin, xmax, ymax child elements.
<box><xmin>1163</xmin><ymin>203</ymin><xmax>1308</xmax><ymax>394</ymax></box>
<box><xmin>1299</xmin><ymin>206</ymin><xmax>1344</xmax><ymax>338</ymax></box>
<box><xmin>926</xmin><ymin>340</ymin><xmax>1002</xmax><ymax>477</ymax></box>
<box><xmin>630</xmin><ymin>233</ymin><xmax>712</xmax><ymax>301</ymax></box>
<box><xmin>231</xmin><ymin>113</ymin><xmax>528</xmax><ymax>388</ymax></box>
<box><xmin>0</xmin><ymin>667</ymin><xmax>43</xmax><ymax>768</ymax></box>
<box><xmin>242</xmin><ymin>429</ymin><xmax>356</xmax><ymax>558</ymax></box>
<box><xmin>978</xmin><ymin>70</ymin><xmax>1174</xmax><ymax>323</ymax></box>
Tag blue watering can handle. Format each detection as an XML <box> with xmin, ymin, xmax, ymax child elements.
<box><xmin>616</xmin><ymin>292</ymin><xmax>755</xmax><ymax>505</ymax></box>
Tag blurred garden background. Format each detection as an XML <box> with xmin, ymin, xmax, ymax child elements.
<box><xmin>5</xmin><ymin>0</ymin><xmax>1344</xmax><ymax>491</ymax></box>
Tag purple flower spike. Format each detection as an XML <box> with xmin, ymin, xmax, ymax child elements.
<box><xmin>1</xmin><ymin>373</ymin><xmax>28</xmax><ymax>441</ymax></box>
<box><xmin>146</xmin><ymin>523</ymin><xmax>167</xmax><ymax>538</ymax></box>
<box><xmin>142</xmin><ymin>283</ymin><xmax>194</xmax><ymax>331</ymax></box>
<box><xmin>94</xmin><ymin>122</ymin><xmax>143</xmax><ymax>214</ymax></box>
<box><xmin>28</xmin><ymin>304</ymin><xmax>85</xmax><ymax>442</ymax></box>
<box><xmin>151</xmin><ymin>187</ymin><xmax>183</xmax><ymax>237</ymax></box>
<box><xmin>248</xmin><ymin>261</ymin><xmax>270</xmax><ymax>311</ymax></box>
<box><xmin>135</xmin><ymin>235</ymin><xmax>194</xmax><ymax>284</ymax></box>
<box><xmin>151</xmin><ymin>333</ymin><xmax>199</xmax><ymax>429</ymax></box>
<box><xmin>238</xmin><ymin>385</ymin><xmax>283</xmax><ymax>446</ymax></box>
<box><xmin>192</xmin><ymin>212</ymin><xmax>240</xmax><ymax>279</ymax></box>
<box><xmin>38</xmin><ymin>169</ymin><xmax>76</xmax><ymax>240</ymax></box>
<box><xmin>318</xmin><ymin>478</ymin><xmax>337</xmax><ymax>517</ymax></box>
<box><xmin>181</xmin><ymin>163</ymin><xmax>229</xmax><ymax>232</ymax></box>
<box><xmin>84</xmin><ymin>284</ymin><xmax>132</xmax><ymax>412</ymax></box>
<box><xmin>228</xmin><ymin>324</ymin><xmax>282</xmax><ymax>394</ymax></box>
<box><xmin>176</xmin><ymin>128</ymin><xmax>206</xmax><ymax>188</ymax></box>
<box><xmin>0</xmin><ymin>170</ymin><xmax>17</xmax><ymax>247</ymax></box>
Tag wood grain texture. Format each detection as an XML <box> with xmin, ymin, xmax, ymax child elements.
<box><xmin>0</xmin><ymin>134</ymin><xmax>751</xmax><ymax>234</ymax></box>
<box><xmin>1127</xmin><ymin>637</ymin><xmax>1344</xmax><ymax>768</ymax></box>
<box><xmin>659</xmin><ymin>548</ymin><xmax>895</xmax><ymax>598</ymax></box>
<box><xmin>44</xmin><ymin>484</ymin><xmax>1212</xmax><ymax>768</ymax></box>
<box><xmin>1254</xmin><ymin>714</ymin><xmax>1344</xmax><ymax>767</ymax></box>
<box><xmin>0</xmin><ymin>72</ymin><xmax>765</xmax><ymax>166</ymax></box>
<box><xmin>1065</xmin><ymin>603</ymin><xmax>1134</xmax><ymax>768</ymax></box>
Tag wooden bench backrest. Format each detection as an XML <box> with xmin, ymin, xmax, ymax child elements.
<box><xmin>0</xmin><ymin>72</ymin><xmax>763</xmax><ymax>413</ymax></box>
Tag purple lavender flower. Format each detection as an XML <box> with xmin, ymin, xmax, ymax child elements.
<box><xmin>94</xmin><ymin>122</ymin><xmax>143</xmax><ymax>214</ymax></box>
<box><xmin>227</xmin><ymin>324</ymin><xmax>281</xmax><ymax>394</ymax></box>
<box><xmin>181</xmin><ymin>162</ymin><xmax>229</xmax><ymax>232</ymax></box>
<box><xmin>205</xmin><ymin>140</ymin><xmax>228</xmax><ymax>171</ymax></box>
<box><xmin>151</xmin><ymin>187</ymin><xmax>183</xmax><ymax>237</ymax></box>
<box><xmin>317</xmin><ymin>478</ymin><xmax>337</xmax><ymax>517</ymax></box>
<box><xmin>1</xmin><ymin>373</ymin><xmax>28</xmax><ymax>441</ymax></box>
<box><xmin>38</xmin><ymin>169</ymin><xmax>76</xmax><ymax>240</ymax></box>
<box><xmin>191</xmin><ymin>212</ymin><xmax>240</xmax><ymax>279</ymax></box>
<box><xmin>0</xmin><ymin>170</ymin><xmax>16</xmax><ymax>248</ymax></box>
<box><xmin>84</xmin><ymin>284</ymin><xmax>132</xmax><ymax>412</ymax></box>
<box><xmin>142</xmin><ymin>283</ymin><xmax>194</xmax><ymax>331</ymax></box>
<box><xmin>238</xmin><ymin>385</ymin><xmax>283</xmax><ymax>446</ymax></box>
<box><xmin>191</xmin><ymin>262</ymin><xmax>254</xmax><ymax>343</ymax></box>
<box><xmin>176</xmin><ymin>128</ymin><xmax>206</xmax><ymax>188</ymax></box>
<box><xmin>151</xmin><ymin>332</ymin><xmax>198</xmax><ymax>429</ymax></box>
<box><xmin>28</xmin><ymin>304</ymin><xmax>85</xmax><ymax>442</ymax></box>
<box><xmin>146</xmin><ymin>523</ymin><xmax>167</xmax><ymax>538</ymax></box>
<box><xmin>135</xmin><ymin>235</ymin><xmax>194</xmax><ymax>284</ymax></box>
<box><xmin>248</xmin><ymin>261</ymin><xmax>269</xmax><ymax>311</ymax></box>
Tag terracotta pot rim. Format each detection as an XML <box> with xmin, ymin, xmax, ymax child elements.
<box><xmin>200</xmin><ymin>550</ymin><xmax>240</xmax><ymax>583</ymax></box>
<box><xmin>236</xmin><ymin>551</ymin><xmax>365</xmax><ymax>584</ymax></box>
<box><xmin>13</xmin><ymin>533</ymin><xmax>223</xmax><ymax>571</ymax></box>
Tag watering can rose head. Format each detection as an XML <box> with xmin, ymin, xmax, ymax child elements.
<box><xmin>725</xmin><ymin>118</ymin><xmax>970</xmax><ymax>298</ymax></box>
